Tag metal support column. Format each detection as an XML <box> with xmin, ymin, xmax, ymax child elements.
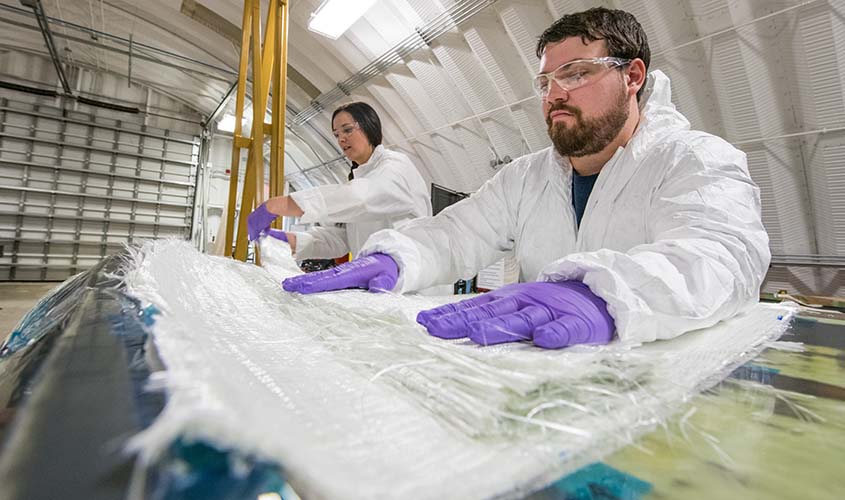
<box><xmin>9</xmin><ymin>104</ymin><xmax>38</xmax><ymax>279</ymax></box>
<box><xmin>100</xmin><ymin>123</ymin><xmax>120</xmax><ymax>259</ymax></box>
<box><xmin>269</xmin><ymin>0</ymin><xmax>289</xmax><ymax>225</ymax></box>
<box><xmin>222</xmin><ymin>0</ymin><xmax>253</xmax><ymax>258</ymax></box>
<box><xmin>41</xmin><ymin>109</ymin><xmax>68</xmax><ymax>279</ymax></box>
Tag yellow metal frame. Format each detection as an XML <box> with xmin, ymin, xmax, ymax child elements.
<box><xmin>224</xmin><ymin>0</ymin><xmax>290</xmax><ymax>261</ymax></box>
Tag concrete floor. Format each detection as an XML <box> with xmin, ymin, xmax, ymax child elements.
<box><xmin>0</xmin><ymin>282</ymin><xmax>60</xmax><ymax>335</ymax></box>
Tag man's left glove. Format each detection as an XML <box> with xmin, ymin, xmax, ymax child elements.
<box><xmin>416</xmin><ymin>281</ymin><xmax>615</xmax><ymax>349</ymax></box>
<box><xmin>283</xmin><ymin>253</ymin><xmax>399</xmax><ymax>294</ymax></box>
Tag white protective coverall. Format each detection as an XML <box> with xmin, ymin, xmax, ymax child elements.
<box><xmin>360</xmin><ymin>71</ymin><xmax>771</xmax><ymax>344</ymax></box>
<box><xmin>289</xmin><ymin>145</ymin><xmax>432</xmax><ymax>260</ymax></box>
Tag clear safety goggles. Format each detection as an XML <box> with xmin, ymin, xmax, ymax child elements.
<box><xmin>532</xmin><ymin>57</ymin><xmax>632</xmax><ymax>98</ymax></box>
<box><xmin>333</xmin><ymin>122</ymin><xmax>360</xmax><ymax>139</ymax></box>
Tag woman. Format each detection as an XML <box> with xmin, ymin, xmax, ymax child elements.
<box><xmin>247</xmin><ymin>101</ymin><xmax>432</xmax><ymax>263</ymax></box>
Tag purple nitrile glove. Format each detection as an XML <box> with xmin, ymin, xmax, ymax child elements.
<box><xmin>247</xmin><ymin>202</ymin><xmax>278</xmax><ymax>241</ymax></box>
<box><xmin>283</xmin><ymin>253</ymin><xmax>399</xmax><ymax>294</ymax></box>
<box><xmin>263</xmin><ymin>228</ymin><xmax>288</xmax><ymax>242</ymax></box>
<box><xmin>416</xmin><ymin>281</ymin><xmax>615</xmax><ymax>349</ymax></box>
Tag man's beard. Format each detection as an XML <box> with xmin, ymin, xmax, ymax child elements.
<box><xmin>546</xmin><ymin>88</ymin><xmax>629</xmax><ymax>158</ymax></box>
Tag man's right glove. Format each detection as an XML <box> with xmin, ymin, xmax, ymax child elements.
<box><xmin>416</xmin><ymin>281</ymin><xmax>615</xmax><ymax>349</ymax></box>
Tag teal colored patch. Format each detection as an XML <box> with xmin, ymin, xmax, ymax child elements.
<box><xmin>2</xmin><ymin>330</ymin><xmax>28</xmax><ymax>354</ymax></box>
<box><xmin>729</xmin><ymin>363</ymin><xmax>780</xmax><ymax>385</ymax></box>
<box><xmin>140</xmin><ymin>304</ymin><xmax>161</xmax><ymax>327</ymax></box>
<box><xmin>154</xmin><ymin>439</ymin><xmax>288</xmax><ymax>500</ymax></box>
<box><xmin>547</xmin><ymin>462</ymin><xmax>651</xmax><ymax>500</ymax></box>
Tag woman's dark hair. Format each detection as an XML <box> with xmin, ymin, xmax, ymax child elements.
<box><xmin>332</xmin><ymin>101</ymin><xmax>383</xmax><ymax>148</ymax></box>
<box><xmin>536</xmin><ymin>8</ymin><xmax>650</xmax><ymax>100</ymax></box>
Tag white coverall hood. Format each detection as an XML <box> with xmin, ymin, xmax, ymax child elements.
<box><xmin>361</xmin><ymin>70</ymin><xmax>770</xmax><ymax>344</ymax></box>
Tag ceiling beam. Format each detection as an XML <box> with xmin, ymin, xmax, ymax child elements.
<box><xmin>18</xmin><ymin>0</ymin><xmax>72</xmax><ymax>94</ymax></box>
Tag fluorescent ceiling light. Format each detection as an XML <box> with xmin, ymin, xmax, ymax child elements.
<box><xmin>308</xmin><ymin>0</ymin><xmax>377</xmax><ymax>39</ymax></box>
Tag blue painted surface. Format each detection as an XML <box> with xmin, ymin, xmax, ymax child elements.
<box><xmin>151</xmin><ymin>440</ymin><xmax>288</xmax><ymax>500</ymax></box>
<box><xmin>545</xmin><ymin>462</ymin><xmax>652</xmax><ymax>500</ymax></box>
<box><xmin>729</xmin><ymin>363</ymin><xmax>780</xmax><ymax>385</ymax></box>
<box><xmin>0</xmin><ymin>271</ymin><xmax>89</xmax><ymax>356</ymax></box>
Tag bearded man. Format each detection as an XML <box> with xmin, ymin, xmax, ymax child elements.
<box><xmin>281</xmin><ymin>7</ymin><xmax>770</xmax><ymax>350</ymax></box>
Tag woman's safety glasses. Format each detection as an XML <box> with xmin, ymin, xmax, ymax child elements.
<box><xmin>533</xmin><ymin>57</ymin><xmax>631</xmax><ymax>98</ymax></box>
<box><xmin>333</xmin><ymin>122</ymin><xmax>360</xmax><ymax>139</ymax></box>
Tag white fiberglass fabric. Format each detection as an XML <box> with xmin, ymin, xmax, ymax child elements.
<box><xmin>123</xmin><ymin>239</ymin><xmax>795</xmax><ymax>499</ymax></box>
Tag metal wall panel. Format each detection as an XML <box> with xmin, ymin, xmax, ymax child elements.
<box><xmin>0</xmin><ymin>95</ymin><xmax>199</xmax><ymax>281</ymax></box>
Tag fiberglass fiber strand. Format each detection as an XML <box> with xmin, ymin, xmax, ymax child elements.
<box><xmin>122</xmin><ymin>239</ymin><xmax>796</xmax><ymax>499</ymax></box>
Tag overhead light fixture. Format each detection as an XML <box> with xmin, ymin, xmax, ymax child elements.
<box><xmin>308</xmin><ymin>0</ymin><xmax>377</xmax><ymax>40</ymax></box>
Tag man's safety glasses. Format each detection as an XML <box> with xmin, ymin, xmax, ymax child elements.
<box><xmin>533</xmin><ymin>57</ymin><xmax>632</xmax><ymax>98</ymax></box>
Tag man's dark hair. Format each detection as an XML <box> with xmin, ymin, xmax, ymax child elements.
<box><xmin>536</xmin><ymin>8</ymin><xmax>650</xmax><ymax>100</ymax></box>
<box><xmin>332</xmin><ymin>101</ymin><xmax>383</xmax><ymax>148</ymax></box>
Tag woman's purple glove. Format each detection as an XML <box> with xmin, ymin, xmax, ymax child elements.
<box><xmin>416</xmin><ymin>281</ymin><xmax>615</xmax><ymax>349</ymax></box>
<box><xmin>283</xmin><ymin>253</ymin><xmax>399</xmax><ymax>294</ymax></box>
<box><xmin>263</xmin><ymin>229</ymin><xmax>288</xmax><ymax>242</ymax></box>
<box><xmin>247</xmin><ymin>203</ymin><xmax>278</xmax><ymax>241</ymax></box>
